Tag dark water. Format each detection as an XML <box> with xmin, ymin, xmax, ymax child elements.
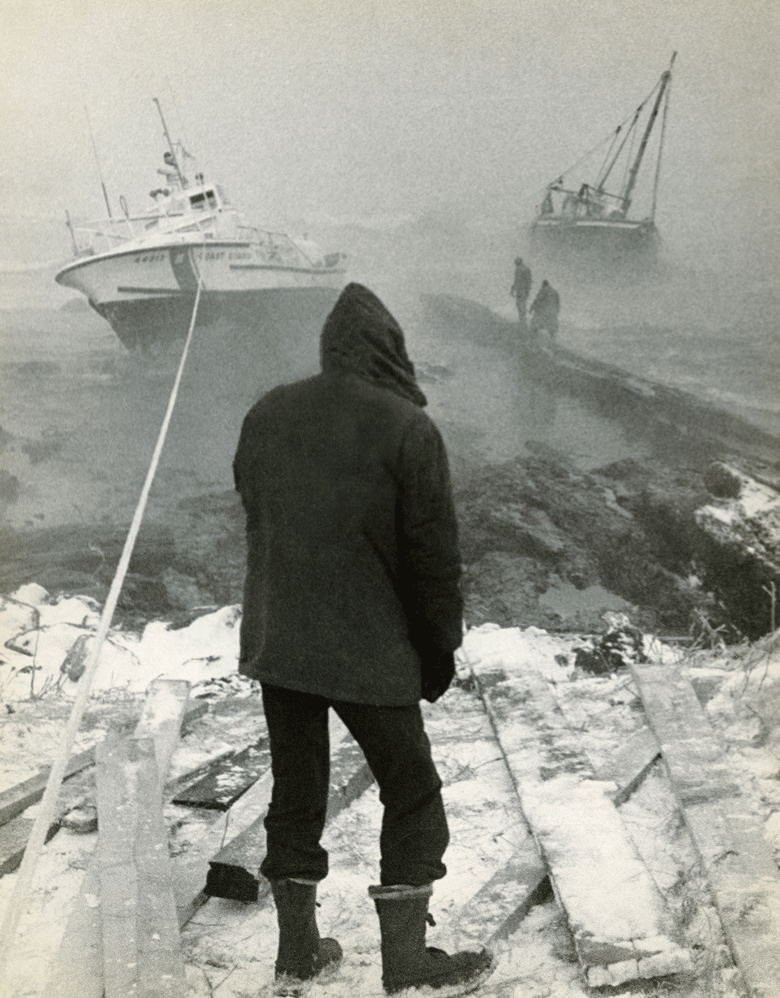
<box><xmin>0</xmin><ymin>258</ymin><xmax>778</xmax><ymax>535</ymax></box>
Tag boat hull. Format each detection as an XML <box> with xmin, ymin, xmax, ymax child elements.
<box><xmin>56</xmin><ymin>240</ymin><xmax>346</xmax><ymax>349</ymax></box>
<box><xmin>91</xmin><ymin>286</ymin><xmax>341</xmax><ymax>351</ymax></box>
<box><xmin>530</xmin><ymin>217</ymin><xmax>660</xmax><ymax>266</ymax></box>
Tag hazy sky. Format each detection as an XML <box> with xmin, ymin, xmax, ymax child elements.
<box><xmin>1</xmin><ymin>0</ymin><xmax>778</xmax><ymax>268</ymax></box>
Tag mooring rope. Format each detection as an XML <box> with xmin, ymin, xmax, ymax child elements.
<box><xmin>0</xmin><ymin>247</ymin><xmax>205</xmax><ymax>981</ymax></box>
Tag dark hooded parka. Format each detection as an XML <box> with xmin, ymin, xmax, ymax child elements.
<box><xmin>233</xmin><ymin>283</ymin><xmax>463</xmax><ymax>707</ymax></box>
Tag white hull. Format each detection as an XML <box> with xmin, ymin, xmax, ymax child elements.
<box><xmin>56</xmin><ymin>240</ymin><xmax>346</xmax><ymax>350</ymax></box>
<box><xmin>56</xmin><ymin>240</ymin><xmax>344</xmax><ymax>304</ymax></box>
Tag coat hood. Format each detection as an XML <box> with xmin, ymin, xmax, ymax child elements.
<box><xmin>320</xmin><ymin>283</ymin><xmax>427</xmax><ymax>407</ymax></box>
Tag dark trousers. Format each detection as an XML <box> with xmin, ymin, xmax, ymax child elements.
<box><xmin>260</xmin><ymin>684</ymin><xmax>449</xmax><ymax>887</ymax></box>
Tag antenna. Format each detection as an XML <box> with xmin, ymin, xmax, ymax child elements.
<box><xmin>84</xmin><ymin>104</ymin><xmax>112</xmax><ymax>218</ymax></box>
<box><xmin>153</xmin><ymin>97</ymin><xmax>187</xmax><ymax>188</ymax></box>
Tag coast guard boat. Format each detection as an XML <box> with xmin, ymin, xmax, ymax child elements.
<box><xmin>55</xmin><ymin>101</ymin><xmax>347</xmax><ymax>350</ymax></box>
<box><xmin>530</xmin><ymin>54</ymin><xmax>676</xmax><ymax>267</ymax></box>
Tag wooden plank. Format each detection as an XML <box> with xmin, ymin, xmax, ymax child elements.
<box><xmin>0</xmin><ymin>698</ymin><xmax>207</xmax><ymax>830</ymax></box>
<box><xmin>39</xmin><ymin>748</ymin><xmax>235</xmax><ymax>998</ymax></box>
<box><xmin>133</xmin><ymin>737</ymin><xmax>188</xmax><ymax>998</ymax></box>
<box><xmin>0</xmin><ymin>748</ymin><xmax>94</xmax><ymax>827</ymax></box>
<box><xmin>41</xmin><ymin>691</ymin><xmax>204</xmax><ymax>998</ymax></box>
<box><xmin>133</xmin><ymin>678</ymin><xmax>191</xmax><ymax>795</ymax></box>
<box><xmin>172</xmin><ymin>739</ymin><xmax>269</xmax><ymax>809</ymax></box>
<box><xmin>0</xmin><ymin>813</ymin><xmax>59</xmax><ymax>877</ymax></box>
<box><xmin>96</xmin><ymin>733</ymin><xmax>188</xmax><ymax>998</ymax></box>
<box><xmin>471</xmin><ymin>664</ymin><xmax>692</xmax><ymax>987</ymax></box>
<box><xmin>454</xmin><ymin>725</ymin><xmax>661</xmax><ymax>946</ymax></box>
<box><xmin>204</xmin><ymin>721</ymin><xmax>374</xmax><ymax>903</ymax></box>
<box><xmin>95</xmin><ymin>731</ymin><xmax>141</xmax><ymax>998</ymax></box>
<box><xmin>1</xmin><ymin>745</ymin><xmax>232</xmax><ymax>882</ymax></box>
<box><xmin>593</xmin><ymin>725</ymin><xmax>661</xmax><ymax>805</ymax></box>
<box><xmin>40</xmin><ymin>864</ymin><xmax>104</xmax><ymax>998</ymax></box>
<box><xmin>631</xmin><ymin>659</ymin><xmax>780</xmax><ymax>995</ymax></box>
<box><xmin>454</xmin><ymin>837</ymin><xmax>551</xmax><ymax>948</ymax></box>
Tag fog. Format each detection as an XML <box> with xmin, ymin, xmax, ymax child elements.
<box><xmin>1</xmin><ymin>0</ymin><xmax>778</xmax><ymax>287</ymax></box>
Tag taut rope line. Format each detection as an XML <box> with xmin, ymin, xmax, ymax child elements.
<box><xmin>0</xmin><ymin>249</ymin><xmax>205</xmax><ymax>981</ymax></box>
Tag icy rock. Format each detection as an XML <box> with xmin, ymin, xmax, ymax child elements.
<box><xmin>704</xmin><ymin>462</ymin><xmax>743</xmax><ymax>499</ymax></box>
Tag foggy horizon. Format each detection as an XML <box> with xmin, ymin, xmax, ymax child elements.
<box><xmin>1</xmin><ymin>0</ymin><xmax>778</xmax><ymax>283</ymax></box>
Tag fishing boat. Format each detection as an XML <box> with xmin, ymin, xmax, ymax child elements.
<box><xmin>530</xmin><ymin>54</ymin><xmax>676</xmax><ymax>266</ymax></box>
<box><xmin>55</xmin><ymin>100</ymin><xmax>347</xmax><ymax>350</ymax></box>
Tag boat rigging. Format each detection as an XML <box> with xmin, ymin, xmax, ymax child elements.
<box><xmin>531</xmin><ymin>53</ymin><xmax>676</xmax><ymax>265</ymax></box>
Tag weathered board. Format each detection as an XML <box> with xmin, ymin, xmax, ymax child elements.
<box><xmin>41</xmin><ymin>685</ymin><xmax>197</xmax><ymax>998</ymax></box>
<box><xmin>132</xmin><ymin>677</ymin><xmax>191</xmax><ymax>796</ymax></box>
<box><xmin>205</xmin><ymin>732</ymin><xmax>374</xmax><ymax>902</ymax></box>
<box><xmin>631</xmin><ymin>659</ymin><xmax>780</xmax><ymax>996</ymax></box>
<box><xmin>96</xmin><ymin>733</ymin><xmax>188</xmax><ymax>998</ymax></box>
<box><xmin>132</xmin><ymin>738</ymin><xmax>190</xmax><ymax>998</ymax></box>
<box><xmin>0</xmin><ymin>747</ymin><xmax>94</xmax><ymax>828</ymax></box>
<box><xmin>172</xmin><ymin>739</ymin><xmax>269</xmax><ymax>809</ymax></box>
<box><xmin>454</xmin><ymin>724</ymin><xmax>662</xmax><ymax>947</ymax></box>
<box><xmin>471</xmin><ymin>663</ymin><xmax>692</xmax><ymax>987</ymax></box>
<box><xmin>0</xmin><ymin>698</ymin><xmax>207</xmax><ymax>830</ymax></box>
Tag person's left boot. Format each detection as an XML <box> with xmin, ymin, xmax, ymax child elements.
<box><xmin>269</xmin><ymin>878</ymin><xmax>343</xmax><ymax>996</ymax></box>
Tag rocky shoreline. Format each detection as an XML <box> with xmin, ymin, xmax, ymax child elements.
<box><xmin>1</xmin><ymin>294</ymin><xmax>778</xmax><ymax>643</ymax></box>
<box><xmin>1</xmin><ymin>445</ymin><xmax>778</xmax><ymax>644</ymax></box>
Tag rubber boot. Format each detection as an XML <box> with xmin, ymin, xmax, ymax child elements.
<box><xmin>369</xmin><ymin>884</ymin><xmax>494</xmax><ymax>996</ymax></box>
<box><xmin>269</xmin><ymin>879</ymin><xmax>343</xmax><ymax>996</ymax></box>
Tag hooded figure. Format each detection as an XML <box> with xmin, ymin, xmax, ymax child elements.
<box><xmin>233</xmin><ymin>283</ymin><xmax>493</xmax><ymax>997</ymax></box>
<box><xmin>529</xmin><ymin>278</ymin><xmax>560</xmax><ymax>338</ymax></box>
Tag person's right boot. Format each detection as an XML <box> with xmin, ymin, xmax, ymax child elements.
<box><xmin>269</xmin><ymin>878</ymin><xmax>342</xmax><ymax>996</ymax></box>
<box><xmin>369</xmin><ymin>884</ymin><xmax>494</xmax><ymax>996</ymax></box>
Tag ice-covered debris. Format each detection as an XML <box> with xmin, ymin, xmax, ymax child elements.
<box><xmin>192</xmin><ymin>673</ymin><xmax>260</xmax><ymax>699</ymax></box>
<box><xmin>9</xmin><ymin>586</ymin><xmax>101</xmax><ymax>628</ymax></box>
<box><xmin>0</xmin><ymin>590</ymin><xmax>241</xmax><ymax>699</ymax></box>
<box><xmin>573</xmin><ymin>620</ymin><xmax>647</xmax><ymax>675</ymax></box>
<box><xmin>695</xmin><ymin>471</ymin><xmax>780</xmax><ymax>570</ymax></box>
<box><xmin>9</xmin><ymin>583</ymin><xmax>49</xmax><ymax>606</ymax></box>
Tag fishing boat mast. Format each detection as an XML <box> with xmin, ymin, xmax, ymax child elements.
<box><xmin>621</xmin><ymin>52</ymin><xmax>676</xmax><ymax>218</ymax></box>
<box><xmin>153</xmin><ymin>97</ymin><xmax>187</xmax><ymax>189</ymax></box>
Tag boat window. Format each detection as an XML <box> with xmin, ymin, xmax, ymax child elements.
<box><xmin>206</xmin><ymin>189</ymin><xmax>217</xmax><ymax>210</ymax></box>
<box><xmin>190</xmin><ymin>192</ymin><xmax>207</xmax><ymax>211</ymax></box>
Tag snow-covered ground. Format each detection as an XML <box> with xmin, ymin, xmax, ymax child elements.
<box><xmin>0</xmin><ymin>588</ymin><xmax>779</xmax><ymax>997</ymax></box>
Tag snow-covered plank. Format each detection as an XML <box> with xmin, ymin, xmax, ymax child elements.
<box><xmin>0</xmin><ymin>748</ymin><xmax>94</xmax><ymax>828</ymax></box>
<box><xmin>171</xmin><ymin>713</ymin><xmax>358</xmax><ymax>922</ymax></box>
<box><xmin>132</xmin><ymin>677</ymin><xmax>191</xmax><ymax>793</ymax></box>
<box><xmin>205</xmin><ymin>733</ymin><xmax>373</xmax><ymax>902</ymax></box>
<box><xmin>593</xmin><ymin>725</ymin><xmax>660</xmax><ymax>805</ymax></box>
<box><xmin>172</xmin><ymin>739</ymin><xmax>269</xmax><ymax>809</ymax></box>
<box><xmin>132</xmin><ymin>738</ymin><xmax>189</xmax><ymax>998</ymax></box>
<box><xmin>0</xmin><ymin>698</ymin><xmax>207</xmax><ymax>831</ymax></box>
<box><xmin>41</xmin><ymin>690</ymin><xmax>203</xmax><ymax>998</ymax></box>
<box><xmin>96</xmin><ymin>733</ymin><xmax>188</xmax><ymax>998</ymax></box>
<box><xmin>40</xmin><ymin>864</ymin><xmax>103</xmax><ymax>998</ymax></box>
<box><xmin>631</xmin><ymin>659</ymin><xmax>780</xmax><ymax>994</ymax></box>
<box><xmin>471</xmin><ymin>663</ymin><xmax>692</xmax><ymax>986</ymax></box>
<box><xmin>95</xmin><ymin>732</ymin><xmax>142</xmax><ymax>998</ymax></box>
<box><xmin>454</xmin><ymin>724</ymin><xmax>662</xmax><ymax>946</ymax></box>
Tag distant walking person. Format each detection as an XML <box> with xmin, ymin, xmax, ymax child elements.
<box><xmin>510</xmin><ymin>257</ymin><xmax>532</xmax><ymax>332</ymax></box>
<box><xmin>529</xmin><ymin>279</ymin><xmax>560</xmax><ymax>349</ymax></box>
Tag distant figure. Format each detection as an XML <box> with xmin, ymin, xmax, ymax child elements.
<box><xmin>157</xmin><ymin>150</ymin><xmax>179</xmax><ymax>185</ymax></box>
<box><xmin>510</xmin><ymin>257</ymin><xmax>532</xmax><ymax>332</ymax></box>
<box><xmin>529</xmin><ymin>279</ymin><xmax>560</xmax><ymax>353</ymax></box>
